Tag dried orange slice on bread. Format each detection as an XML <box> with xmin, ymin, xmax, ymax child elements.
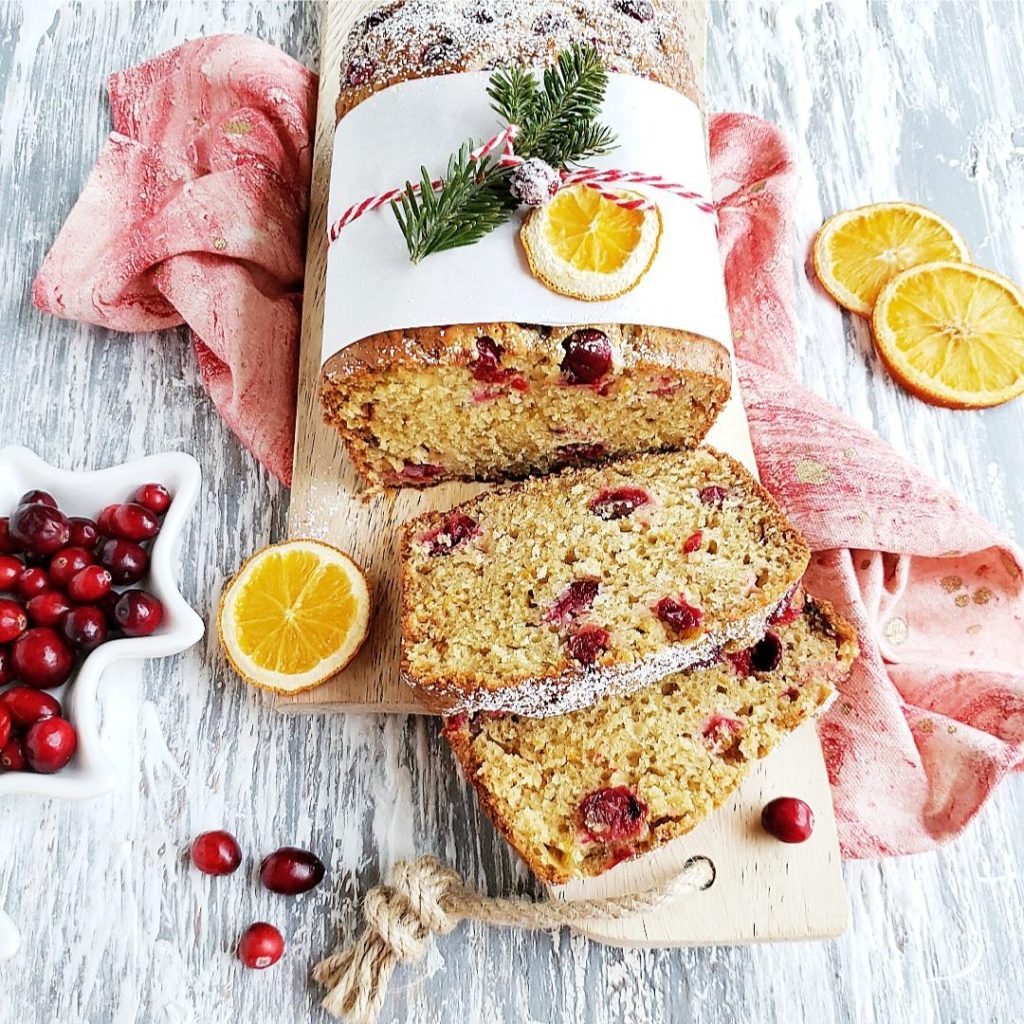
<box><xmin>814</xmin><ymin>202</ymin><xmax>969</xmax><ymax>315</ymax></box>
<box><xmin>218</xmin><ymin>539</ymin><xmax>370</xmax><ymax>694</ymax></box>
<box><xmin>521</xmin><ymin>183</ymin><xmax>661</xmax><ymax>301</ymax></box>
<box><xmin>872</xmin><ymin>261</ymin><xmax>1024</xmax><ymax>409</ymax></box>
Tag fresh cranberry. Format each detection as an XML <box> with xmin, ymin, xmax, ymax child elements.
<box><xmin>613</xmin><ymin>0</ymin><xmax>655</xmax><ymax>21</ymax></box>
<box><xmin>0</xmin><ymin>646</ymin><xmax>10</xmax><ymax>686</ymax></box>
<box><xmin>11</xmin><ymin>628</ymin><xmax>75</xmax><ymax>688</ymax></box>
<box><xmin>67</xmin><ymin>517</ymin><xmax>100</xmax><ymax>549</ymax></box>
<box><xmin>133</xmin><ymin>483</ymin><xmax>172</xmax><ymax>515</ymax></box>
<box><xmin>26</xmin><ymin>591</ymin><xmax>72</xmax><ymax>628</ymax></box>
<box><xmin>560</xmin><ymin>329</ymin><xmax>612</xmax><ymax>385</ymax></box>
<box><xmin>237</xmin><ymin>923</ymin><xmax>284</xmax><ymax>969</ymax></box>
<box><xmin>0</xmin><ymin>686</ymin><xmax>62</xmax><ymax>728</ymax></box>
<box><xmin>566</xmin><ymin>624</ymin><xmax>610</xmax><ymax>666</ymax></box>
<box><xmin>588</xmin><ymin>486</ymin><xmax>651</xmax><ymax>520</ymax></box>
<box><xmin>0</xmin><ymin>554</ymin><xmax>21</xmax><ymax>591</ymax></box>
<box><xmin>554</xmin><ymin>442</ymin><xmax>607</xmax><ymax>467</ymax></box>
<box><xmin>18</xmin><ymin>490</ymin><xmax>58</xmax><ymax>508</ymax></box>
<box><xmin>420</xmin><ymin>40</ymin><xmax>458</xmax><ymax>66</ymax></box>
<box><xmin>0</xmin><ymin>707</ymin><xmax>9</xmax><ymax>748</ymax></box>
<box><xmin>66</xmin><ymin>565</ymin><xmax>112</xmax><ymax>603</ymax></box>
<box><xmin>103</xmin><ymin>503</ymin><xmax>160</xmax><ymax>543</ymax></box>
<box><xmin>761</xmin><ymin>796</ymin><xmax>814</xmax><ymax>843</ymax></box>
<box><xmin>578</xmin><ymin>786</ymin><xmax>648</xmax><ymax>842</ymax></box>
<box><xmin>49</xmin><ymin>546</ymin><xmax>95</xmax><ymax>587</ymax></box>
<box><xmin>113</xmin><ymin>590</ymin><xmax>164</xmax><ymax>637</ymax></box>
<box><xmin>544</xmin><ymin>579</ymin><xmax>599</xmax><ymax>625</ymax></box>
<box><xmin>62</xmin><ymin>606</ymin><xmax>109</xmax><ymax>651</ymax></box>
<box><xmin>750</xmin><ymin>632</ymin><xmax>783</xmax><ymax>672</ymax></box>
<box><xmin>345</xmin><ymin>58</ymin><xmax>375</xmax><ymax>86</ymax></box>
<box><xmin>682</xmin><ymin>530</ymin><xmax>703</xmax><ymax>553</ymax></box>
<box><xmin>95</xmin><ymin>505</ymin><xmax>118</xmax><ymax>536</ymax></box>
<box><xmin>15</xmin><ymin>567</ymin><xmax>50</xmax><ymax>600</ymax></box>
<box><xmin>469</xmin><ymin>337</ymin><xmax>507</xmax><ymax>383</ymax></box>
<box><xmin>0</xmin><ymin>518</ymin><xmax>15</xmax><ymax>554</ymax></box>
<box><xmin>191</xmin><ymin>830</ymin><xmax>243</xmax><ymax>876</ymax></box>
<box><xmin>9</xmin><ymin>503</ymin><xmax>70</xmax><ymax>556</ymax></box>
<box><xmin>0</xmin><ymin>737</ymin><xmax>25</xmax><ymax>771</ymax></box>
<box><xmin>655</xmin><ymin>596</ymin><xmax>702</xmax><ymax>634</ymax></box>
<box><xmin>96</xmin><ymin>590</ymin><xmax>121</xmax><ymax>627</ymax></box>
<box><xmin>259</xmin><ymin>847</ymin><xmax>326</xmax><ymax>895</ymax></box>
<box><xmin>423</xmin><ymin>513</ymin><xmax>479</xmax><ymax>556</ymax></box>
<box><xmin>699</xmin><ymin>485</ymin><xmax>729</xmax><ymax>507</ymax></box>
<box><xmin>23</xmin><ymin>717</ymin><xmax>78</xmax><ymax>773</ymax></box>
<box><xmin>703</xmin><ymin>713</ymin><xmax>742</xmax><ymax>752</ymax></box>
<box><xmin>0</xmin><ymin>599</ymin><xmax>28</xmax><ymax>644</ymax></box>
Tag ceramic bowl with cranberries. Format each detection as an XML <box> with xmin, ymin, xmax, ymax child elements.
<box><xmin>0</xmin><ymin>447</ymin><xmax>203</xmax><ymax>800</ymax></box>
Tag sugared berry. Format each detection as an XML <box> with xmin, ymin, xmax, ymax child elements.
<box><xmin>15</xmin><ymin>567</ymin><xmax>50</xmax><ymax>600</ymax></box>
<box><xmin>97</xmin><ymin>539</ymin><xmax>149</xmax><ymax>585</ymax></box>
<box><xmin>0</xmin><ymin>599</ymin><xmax>28</xmax><ymax>644</ymax></box>
<box><xmin>62</xmin><ymin>606</ymin><xmax>108</xmax><ymax>651</ymax></box>
<box><xmin>18</xmin><ymin>490</ymin><xmax>57</xmax><ymax>508</ymax></box>
<box><xmin>67</xmin><ymin>517</ymin><xmax>100</xmax><ymax>549</ymax></box>
<box><xmin>66</xmin><ymin>565</ymin><xmax>112</xmax><ymax>603</ymax></box>
<box><xmin>113</xmin><ymin>590</ymin><xmax>164</xmax><ymax>637</ymax></box>
<box><xmin>654</xmin><ymin>595</ymin><xmax>702</xmax><ymax>634</ymax></box>
<box><xmin>133</xmin><ymin>483</ymin><xmax>171</xmax><ymax>515</ymax></box>
<box><xmin>191</xmin><ymin>830</ymin><xmax>243</xmax><ymax>876</ymax></box>
<box><xmin>11</xmin><ymin>628</ymin><xmax>75</xmax><ymax>688</ymax></box>
<box><xmin>578</xmin><ymin>786</ymin><xmax>648</xmax><ymax>842</ymax></box>
<box><xmin>588</xmin><ymin>486</ymin><xmax>652</xmax><ymax>520</ymax></box>
<box><xmin>260</xmin><ymin>847</ymin><xmax>326</xmax><ymax>895</ymax></box>
<box><xmin>237</xmin><ymin>923</ymin><xmax>284</xmax><ymax>969</ymax></box>
<box><xmin>49</xmin><ymin>546</ymin><xmax>95</xmax><ymax>587</ymax></box>
<box><xmin>613</xmin><ymin>0</ymin><xmax>655</xmax><ymax>21</ymax></box>
<box><xmin>566</xmin><ymin>624</ymin><xmax>610</xmax><ymax>666</ymax></box>
<box><xmin>0</xmin><ymin>737</ymin><xmax>25</xmax><ymax>771</ymax></box>
<box><xmin>0</xmin><ymin>686</ymin><xmax>62</xmax><ymax>729</ymax></box>
<box><xmin>560</xmin><ymin>329</ymin><xmax>612</xmax><ymax>385</ymax></box>
<box><xmin>761</xmin><ymin>797</ymin><xmax>814</xmax><ymax>843</ymax></box>
<box><xmin>23</xmin><ymin>717</ymin><xmax>78</xmax><ymax>773</ymax></box>
<box><xmin>345</xmin><ymin>58</ymin><xmax>375</xmax><ymax>86</ymax></box>
<box><xmin>9</xmin><ymin>503</ymin><xmax>69</xmax><ymax>555</ymax></box>
<box><xmin>26</xmin><ymin>591</ymin><xmax>72</xmax><ymax>628</ymax></box>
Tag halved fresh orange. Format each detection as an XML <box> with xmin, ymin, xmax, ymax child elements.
<box><xmin>814</xmin><ymin>202</ymin><xmax>970</xmax><ymax>316</ymax></box>
<box><xmin>871</xmin><ymin>261</ymin><xmax>1024</xmax><ymax>409</ymax></box>
<box><xmin>218</xmin><ymin>539</ymin><xmax>370</xmax><ymax>694</ymax></box>
<box><xmin>520</xmin><ymin>183</ymin><xmax>662</xmax><ymax>301</ymax></box>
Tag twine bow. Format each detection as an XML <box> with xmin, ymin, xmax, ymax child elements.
<box><xmin>327</xmin><ymin>124</ymin><xmax>717</xmax><ymax>243</ymax></box>
<box><xmin>313</xmin><ymin>854</ymin><xmax>715</xmax><ymax>1024</ymax></box>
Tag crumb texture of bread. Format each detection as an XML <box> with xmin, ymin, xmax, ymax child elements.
<box><xmin>443</xmin><ymin>594</ymin><xmax>859</xmax><ymax>884</ymax></box>
<box><xmin>401</xmin><ymin>448</ymin><xmax>812</xmax><ymax>715</ymax></box>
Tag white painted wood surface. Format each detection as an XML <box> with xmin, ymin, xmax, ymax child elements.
<box><xmin>1</xmin><ymin>2</ymin><xmax>1023</xmax><ymax>1021</ymax></box>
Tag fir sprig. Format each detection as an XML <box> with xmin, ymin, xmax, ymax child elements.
<box><xmin>391</xmin><ymin>44</ymin><xmax>616</xmax><ymax>263</ymax></box>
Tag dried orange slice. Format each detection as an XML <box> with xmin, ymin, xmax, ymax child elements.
<box><xmin>521</xmin><ymin>184</ymin><xmax>662</xmax><ymax>301</ymax></box>
<box><xmin>871</xmin><ymin>261</ymin><xmax>1024</xmax><ymax>409</ymax></box>
<box><xmin>814</xmin><ymin>202</ymin><xmax>970</xmax><ymax>316</ymax></box>
<box><xmin>218</xmin><ymin>539</ymin><xmax>370</xmax><ymax>694</ymax></box>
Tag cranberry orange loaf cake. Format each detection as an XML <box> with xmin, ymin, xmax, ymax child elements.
<box><xmin>401</xmin><ymin>448</ymin><xmax>811</xmax><ymax>716</ymax></box>
<box><xmin>321</xmin><ymin>1</ymin><xmax>731</xmax><ymax>489</ymax></box>
<box><xmin>443</xmin><ymin>593</ymin><xmax>858</xmax><ymax>883</ymax></box>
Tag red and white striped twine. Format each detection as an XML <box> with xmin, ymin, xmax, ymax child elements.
<box><xmin>327</xmin><ymin>124</ymin><xmax>717</xmax><ymax>244</ymax></box>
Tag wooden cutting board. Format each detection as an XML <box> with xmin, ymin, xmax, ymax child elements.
<box><xmin>281</xmin><ymin>0</ymin><xmax>848</xmax><ymax>946</ymax></box>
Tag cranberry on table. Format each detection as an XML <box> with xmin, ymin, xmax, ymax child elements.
<box><xmin>113</xmin><ymin>590</ymin><xmax>164</xmax><ymax>637</ymax></box>
<box><xmin>26</xmin><ymin>591</ymin><xmax>72</xmax><ymax>628</ymax></box>
<box><xmin>560</xmin><ymin>329</ymin><xmax>612</xmax><ymax>385</ymax></box>
<box><xmin>761</xmin><ymin>796</ymin><xmax>815</xmax><ymax>843</ymax></box>
<box><xmin>0</xmin><ymin>554</ymin><xmax>21</xmax><ymax>591</ymax></box>
<box><xmin>133</xmin><ymin>483</ymin><xmax>171</xmax><ymax>515</ymax></box>
<box><xmin>259</xmin><ymin>847</ymin><xmax>326</xmax><ymax>895</ymax></box>
<box><xmin>8</xmin><ymin>503</ymin><xmax>70</xmax><ymax>556</ymax></box>
<box><xmin>0</xmin><ymin>737</ymin><xmax>25</xmax><ymax>771</ymax></box>
<box><xmin>66</xmin><ymin>565</ymin><xmax>112</xmax><ymax>603</ymax></box>
<box><xmin>101</xmin><ymin>503</ymin><xmax>160</xmax><ymax>542</ymax></box>
<box><xmin>49</xmin><ymin>546</ymin><xmax>95</xmax><ymax>587</ymax></box>
<box><xmin>191</xmin><ymin>830</ymin><xmax>243</xmax><ymax>876</ymax></box>
<box><xmin>97</xmin><ymin>539</ymin><xmax>149</xmax><ymax>585</ymax></box>
<box><xmin>11</xmin><ymin>627</ymin><xmax>75</xmax><ymax>688</ymax></box>
<box><xmin>0</xmin><ymin>686</ymin><xmax>62</xmax><ymax>729</ymax></box>
<box><xmin>18</xmin><ymin>490</ymin><xmax>58</xmax><ymax>508</ymax></box>
<box><xmin>15</xmin><ymin>567</ymin><xmax>51</xmax><ymax>600</ymax></box>
<box><xmin>66</xmin><ymin>517</ymin><xmax>100</xmax><ymax>549</ymax></box>
<box><xmin>237</xmin><ymin>923</ymin><xmax>284</xmax><ymax>970</ymax></box>
<box><xmin>0</xmin><ymin>599</ymin><xmax>28</xmax><ymax>644</ymax></box>
<box><xmin>62</xmin><ymin>606</ymin><xmax>109</xmax><ymax>651</ymax></box>
<box><xmin>23</xmin><ymin>717</ymin><xmax>78</xmax><ymax>773</ymax></box>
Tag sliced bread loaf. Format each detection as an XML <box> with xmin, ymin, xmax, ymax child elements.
<box><xmin>443</xmin><ymin>593</ymin><xmax>858</xmax><ymax>884</ymax></box>
<box><xmin>400</xmin><ymin>448</ymin><xmax>811</xmax><ymax>716</ymax></box>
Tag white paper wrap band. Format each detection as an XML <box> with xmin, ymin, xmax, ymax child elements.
<box><xmin>322</xmin><ymin>71</ymin><xmax>731</xmax><ymax>365</ymax></box>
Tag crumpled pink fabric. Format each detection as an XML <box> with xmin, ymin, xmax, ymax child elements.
<box><xmin>711</xmin><ymin>111</ymin><xmax>1024</xmax><ymax>857</ymax></box>
<box><xmin>32</xmin><ymin>35</ymin><xmax>316</xmax><ymax>485</ymax></box>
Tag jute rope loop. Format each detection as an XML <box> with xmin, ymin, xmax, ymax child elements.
<box><xmin>313</xmin><ymin>854</ymin><xmax>715</xmax><ymax>1024</ymax></box>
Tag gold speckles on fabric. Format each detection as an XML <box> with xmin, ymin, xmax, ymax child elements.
<box><xmin>940</xmin><ymin>574</ymin><xmax>963</xmax><ymax>593</ymax></box>
<box><xmin>973</xmin><ymin>588</ymin><xmax>992</xmax><ymax>605</ymax></box>
<box><xmin>213</xmin><ymin>237</ymin><xmax>228</xmax><ymax>251</ymax></box>
<box><xmin>842</xmin><ymin>448</ymin><xmax>857</xmax><ymax>460</ymax></box>
<box><xmin>955</xmin><ymin>594</ymin><xmax>970</xmax><ymax>608</ymax></box>
<box><xmin>795</xmin><ymin>457</ymin><xmax>830</xmax><ymax>484</ymax></box>
<box><xmin>1000</xmin><ymin>551</ymin><xmax>1021</xmax><ymax>579</ymax></box>
<box><xmin>884</xmin><ymin>617</ymin><xmax>909</xmax><ymax>645</ymax></box>
<box><xmin>966</xmin><ymin>624</ymin><xmax>982</xmax><ymax>635</ymax></box>
<box><xmin>918</xmin><ymin>718</ymin><xmax>935</xmax><ymax>734</ymax></box>
<box><xmin>947</xmin><ymin>724</ymin><xmax>958</xmax><ymax>734</ymax></box>
<box><xmin>222</xmin><ymin>119</ymin><xmax>253</xmax><ymax>135</ymax></box>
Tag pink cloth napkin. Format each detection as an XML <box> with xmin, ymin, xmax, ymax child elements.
<box><xmin>712</xmin><ymin>111</ymin><xmax>1024</xmax><ymax>857</ymax></box>
<box><xmin>32</xmin><ymin>35</ymin><xmax>316</xmax><ymax>485</ymax></box>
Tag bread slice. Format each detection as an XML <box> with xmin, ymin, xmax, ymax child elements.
<box><xmin>401</xmin><ymin>448</ymin><xmax>810</xmax><ymax>716</ymax></box>
<box><xmin>322</xmin><ymin>323</ymin><xmax>730</xmax><ymax>490</ymax></box>
<box><xmin>443</xmin><ymin>593</ymin><xmax>858</xmax><ymax>884</ymax></box>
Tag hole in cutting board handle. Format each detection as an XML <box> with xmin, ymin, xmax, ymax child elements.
<box><xmin>684</xmin><ymin>855</ymin><xmax>716</xmax><ymax>890</ymax></box>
